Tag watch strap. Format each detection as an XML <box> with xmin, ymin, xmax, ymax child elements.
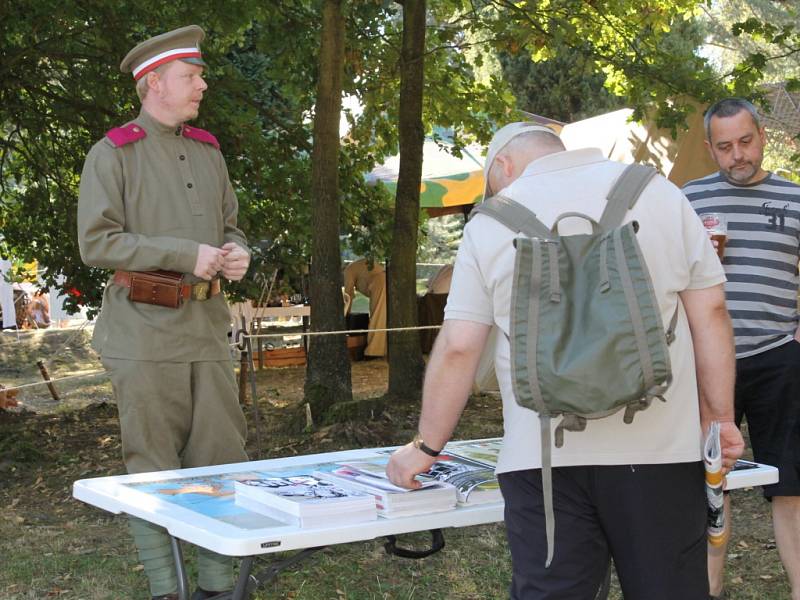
<box><xmin>413</xmin><ymin>434</ymin><xmax>441</xmax><ymax>457</ymax></box>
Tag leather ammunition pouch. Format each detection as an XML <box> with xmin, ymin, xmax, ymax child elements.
<box><xmin>113</xmin><ymin>270</ymin><xmax>221</xmax><ymax>308</ymax></box>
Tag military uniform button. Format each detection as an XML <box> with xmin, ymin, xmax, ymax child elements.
<box><xmin>179</xmin><ymin>155</ymin><xmax>185</xmax><ymax>160</ymax></box>
<box><xmin>187</xmin><ymin>183</ymin><xmax>193</xmax><ymax>188</ymax></box>
<box><xmin>132</xmin><ymin>126</ymin><xmax>140</xmax><ymax>133</ymax></box>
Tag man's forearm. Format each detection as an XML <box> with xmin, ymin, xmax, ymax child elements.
<box><xmin>417</xmin><ymin>320</ymin><xmax>490</xmax><ymax>451</ymax></box>
<box><xmin>681</xmin><ymin>287</ymin><xmax>736</xmax><ymax>426</ymax></box>
<box><xmin>696</xmin><ymin>305</ymin><xmax>736</xmax><ymax>425</ymax></box>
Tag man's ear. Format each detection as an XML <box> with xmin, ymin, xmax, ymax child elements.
<box><xmin>495</xmin><ymin>154</ymin><xmax>514</xmax><ymax>177</ymax></box>
<box><xmin>704</xmin><ymin>139</ymin><xmax>715</xmax><ymax>163</ymax></box>
<box><xmin>146</xmin><ymin>71</ymin><xmax>160</xmax><ymax>92</ymax></box>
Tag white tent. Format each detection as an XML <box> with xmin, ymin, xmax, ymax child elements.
<box><xmin>559</xmin><ymin>106</ymin><xmax>718</xmax><ymax>187</ymax></box>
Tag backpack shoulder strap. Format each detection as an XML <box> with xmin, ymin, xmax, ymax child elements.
<box><xmin>471</xmin><ymin>195</ymin><xmax>554</xmax><ymax>239</ymax></box>
<box><xmin>599</xmin><ymin>164</ymin><xmax>658</xmax><ymax>230</ymax></box>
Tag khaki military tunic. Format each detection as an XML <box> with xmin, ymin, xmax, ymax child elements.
<box><xmin>78</xmin><ymin>109</ymin><xmax>247</xmax><ymax>361</ymax></box>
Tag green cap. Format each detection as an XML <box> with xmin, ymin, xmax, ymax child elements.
<box><xmin>120</xmin><ymin>25</ymin><xmax>206</xmax><ymax>80</ymax></box>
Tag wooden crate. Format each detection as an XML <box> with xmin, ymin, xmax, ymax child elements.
<box><xmin>256</xmin><ymin>345</ymin><xmax>306</xmax><ymax>368</ymax></box>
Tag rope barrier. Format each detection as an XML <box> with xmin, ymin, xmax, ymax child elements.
<box><xmin>3</xmin><ymin>369</ymin><xmax>107</xmax><ymax>393</ymax></box>
<box><xmin>244</xmin><ymin>324</ymin><xmax>442</xmax><ymax>340</ymax></box>
<box><xmin>3</xmin><ymin>324</ymin><xmax>442</xmax><ymax>394</ymax></box>
<box><xmin>1</xmin><ymin>320</ymin><xmax>94</xmax><ymax>341</ymax></box>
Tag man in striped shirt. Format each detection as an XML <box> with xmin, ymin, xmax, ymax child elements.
<box><xmin>684</xmin><ymin>97</ymin><xmax>800</xmax><ymax>600</ymax></box>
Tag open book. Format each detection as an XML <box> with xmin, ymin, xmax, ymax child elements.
<box><xmin>378</xmin><ymin>441</ymin><xmax>503</xmax><ymax>505</ymax></box>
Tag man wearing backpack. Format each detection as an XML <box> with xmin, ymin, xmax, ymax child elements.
<box><xmin>684</xmin><ymin>97</ymin><xmax>800</xmax><ymax>600</ymax></box>
<box><xmin>387</xmin><ymin>123</ymin><xmax>744</xmax><ymax>599</ymax></box>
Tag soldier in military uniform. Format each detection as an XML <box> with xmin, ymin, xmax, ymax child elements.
<box><xmin>77</xmin><ymin>25</ymin><xmax>250</xmax><ymax>600</ymax></box>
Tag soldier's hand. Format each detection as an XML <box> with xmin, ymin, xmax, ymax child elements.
<box><xmin>221</xmin><ymin>242</ymin><xmax>250</xmax><ymax>281</ymax></box>
<box><xmin>193</xmin><ymin>244</ymin><xmax>226</xmax><ymax>280</ymax></box>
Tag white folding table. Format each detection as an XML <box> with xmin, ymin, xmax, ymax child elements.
<box><xmin>73</xmin><ymin>445</ymin><xmax>504</xmax><ymax>600</ymax></box>
<box><xmin>72</xmin><ymin>443</ymin><xmax>778</xmax><ymax>600</ymax></box>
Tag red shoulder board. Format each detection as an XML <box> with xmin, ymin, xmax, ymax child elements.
<box><xmin>182</xmin><ymin>125</ymin><xmax>220</xmax><ymax>150</ymax></box>
<box><xmin>105</xmin><ymin>123</ymin><xmax>147</xmax><ymax>147</ymax></box>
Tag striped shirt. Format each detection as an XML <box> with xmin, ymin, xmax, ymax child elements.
<box><xmin>684</xmin><ymin>172</ymin><xmax>800</xmax><ymax>358</ymax></box>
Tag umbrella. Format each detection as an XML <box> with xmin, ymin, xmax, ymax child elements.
<box><xmin>367</xmin><ymin>138</ymin><xmax>485</xmax><ymax>216</ymax></box>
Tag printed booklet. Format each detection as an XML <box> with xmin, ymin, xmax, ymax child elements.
<box><xmin>234</xmin><ymin>471</ymin><xmax>377</xmax><ymax>528</ymax></box>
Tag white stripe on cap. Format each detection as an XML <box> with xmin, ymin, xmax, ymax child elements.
<box><xmin>132</xmin><ymin>47</ymin><xmax>201</xmax><ymax>78</ymax></box>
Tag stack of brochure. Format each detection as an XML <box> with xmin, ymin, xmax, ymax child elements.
<box><xmin>315</xmin><ymin>457</ymin><xmax>457</xmax><ymax>518</ymax></box>
<box><xmin>234</xmin><ymin>472</ymin><xmax>378</xmax><ymax>528</ymax></box>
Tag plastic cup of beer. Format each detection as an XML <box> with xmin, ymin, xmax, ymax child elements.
<box><xmin>699</xmin><ymin>213</ymin><xmax>727</xmax><ymax>259</ymax></box>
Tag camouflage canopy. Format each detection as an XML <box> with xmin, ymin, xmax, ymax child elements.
<box><xmin>368</xmin><ymin>137</ymin><xmax>485</xmax><ymax>216</ymax></box>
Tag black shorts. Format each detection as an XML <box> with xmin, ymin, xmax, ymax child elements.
<box><xmin>498</xmin><ymin>463</ymin><xmax>707</xmax><ymax>600</ymax></box>
<box><xmin>735</xmin><ymin>339</ymin><xmax>800</xmax><ymax>498</ymax></box>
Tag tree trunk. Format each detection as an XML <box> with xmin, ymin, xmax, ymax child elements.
<box><xmin>304</xmin><ymin>0</ymin><xmax>353</xmax><ymax>417</ymax></box>
<box><xmin>387</xmin><ymin>0</ymin><xmax>426</xmax><ymax>401</ymax></box>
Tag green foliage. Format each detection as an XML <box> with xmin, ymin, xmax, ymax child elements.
<box><xmin>697</xmin><ymin>1</ymin><xmax>800</xmax><ymax>173</ymax></box>
<box><xmin>7</xmin><ymin>0</ymin><xmax>798</xmax><ymax>315</ymax></box>
<box><xmin>417</xmin><ymin>213</ymin><xmax>464</xmax><ymax>264</ymax></box>
<box><xmin>700</xmin><ymin>0</ymin><xmax>800</xmax><ymax>84</ymax></box>
<box><xmin>0</xmin><ymin>0</ymin><xmax>516</xmax><ymax>312</ymax></box>
<box><xmin>482</xmin><ymin>0</ymin><xmax>723</xmax><ymax>133</ymax></box>
<box><xmin>498</xmin><ymin>41</ymin><xmax>625</xmax><ymax>122</ymax></box>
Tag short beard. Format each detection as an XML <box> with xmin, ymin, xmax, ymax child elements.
<box><xmin>722</xmin><ymin>162</ymin><xmax>758</xmax><ymax>184</ymax></box>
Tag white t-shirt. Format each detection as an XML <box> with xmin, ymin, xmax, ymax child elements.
<box><xmin>446</xmin><ymin>148</ymin><xmax>726</xmax><ymax>474</ymax></box>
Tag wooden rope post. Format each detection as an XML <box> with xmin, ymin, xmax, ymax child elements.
<box><xmin>36</xmin><ymin>360</ymin><xmax>60</xmax><ymax>402</ymax></box>
<box><xmin>238</xmin><ymin>351</ymin><xmax>249</xmax><ymax>404</ymax></box>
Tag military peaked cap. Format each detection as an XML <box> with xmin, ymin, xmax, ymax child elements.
<box><xmin>120</xmin><ymin>25</ymin><xmax>206</xmax><ymax>80</ymax></box>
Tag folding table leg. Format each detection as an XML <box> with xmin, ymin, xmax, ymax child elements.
<box><xmin>227</xmin><ymin>547</ymin><xmax>326</xmax><ymax>599</ymax></box>
<box><xmin>231</xmin><ymin>556</ymin><xmax>255</xmax><ymax>600</ymax></box>
<box><xmin>169</xmin><ymin>536</ymin><xmax>190</xmax><ymax>600</ymax></box>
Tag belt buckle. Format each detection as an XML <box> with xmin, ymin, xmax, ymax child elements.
<box><xmin>192</xmin><ymin>281</ymin><xmax>211</xmax><ymax>301</ymax></box>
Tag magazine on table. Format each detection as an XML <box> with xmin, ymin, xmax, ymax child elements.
<box><xmin>443</xmin><ymin>438</ymin><xmax>503</xmax><ymax>468</ymax></box>
<box><xmin>233</xmin><ymin>471</ymin><xmax>377</xmax><ymax>528</ymax></box>
<box><xmin>425</xmin><ymin>453</ymin><xmax>502</xmax><ymax>505</ymax></box>
<box><xmin>314</xmin><ymin>458</ymin><xmax>457</xmax><ymax>518</ymax></box>
<box><xmin>370</xmin><ymin>447</ymin><xmax>502</xmax><ymax>505</ymax></box>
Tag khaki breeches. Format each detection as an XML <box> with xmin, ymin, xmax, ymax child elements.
<box><xmin>101</xmin><ymin>358</ymin><xmax>248</xmax><ymax>473</ymax></box>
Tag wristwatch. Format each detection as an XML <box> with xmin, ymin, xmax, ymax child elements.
<box><xmin>411</xmin><ymin>433</ymin><xmax>441</xmax><ymax>457</ymax></box>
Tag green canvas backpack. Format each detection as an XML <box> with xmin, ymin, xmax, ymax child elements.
<box><xmin>472</xmin><ymin>164</ymin><xmax>678</xmax><ymax>566</ymax></box>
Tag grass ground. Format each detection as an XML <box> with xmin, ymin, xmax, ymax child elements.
<box><xmin>0</xmin><ymin>328</ymin><xmax>791</xmax><ymax>599</ymax></box>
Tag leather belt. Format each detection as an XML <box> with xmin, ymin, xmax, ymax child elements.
<box><xmin>113</xmin><ymin>270</ymin><xmax>221</xmax><ymax>302</ymax></box>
